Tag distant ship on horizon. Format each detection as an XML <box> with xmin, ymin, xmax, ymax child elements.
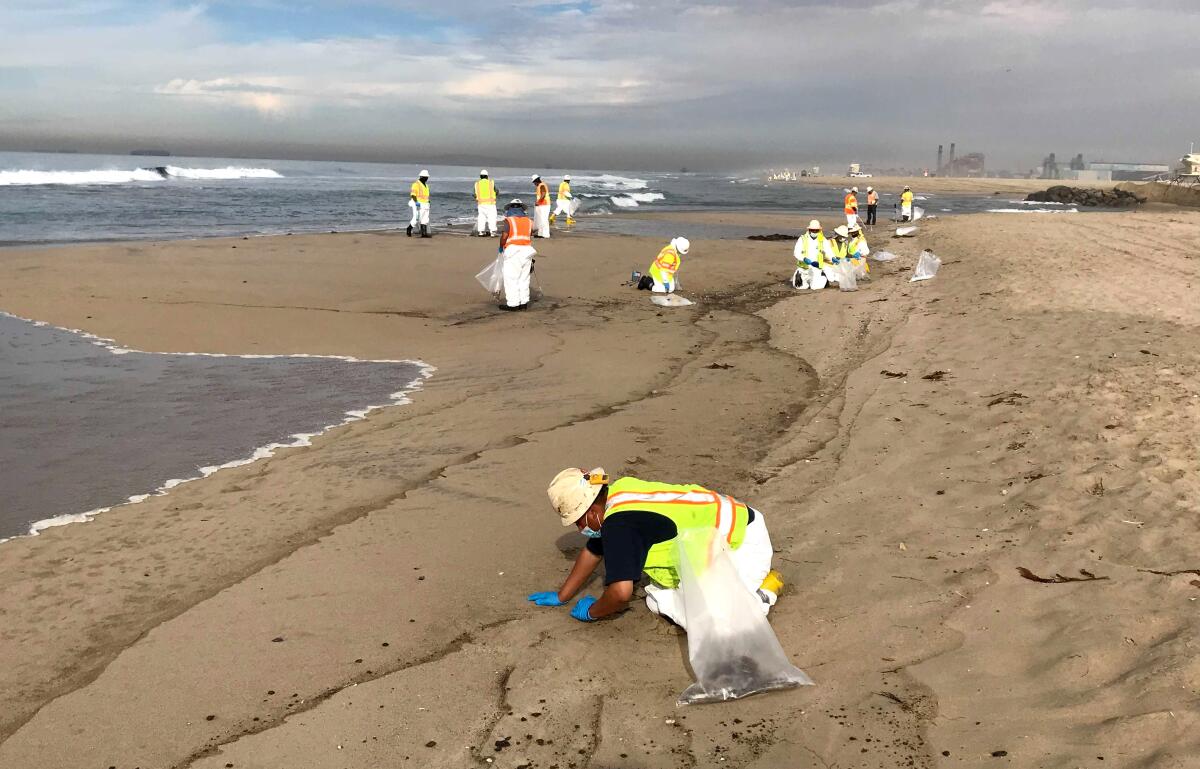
<box><xmin>130</xmin><ymin>149</ymin><xmax>171</xmax><ymax>157</ymax></box>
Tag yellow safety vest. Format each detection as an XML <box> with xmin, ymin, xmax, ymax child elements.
<box><xmin>797</xmin><ymin>232</ymin><xmax>827</xmax><ymax>268</ymax></box>
<box><xmin>647</xmin><ymin>245</ymin><xmax>681</xmax><ymax>284</ymax></box>
<box><xmin>475</xmin><ymin>178</ymin><xmax>496</xmax><ymax>204</ymax></box>
<box><xmin>557</xmin><ymin>181</ymin><xmax>571</xmax><ymax>200</ymax></box>
<box><xmin>410</xmin><ymin>180</ymin><xmax>429</xmax><ymax>204</ymax></box>
<box><xmin>900</xmin><ymin>191</ymin><xmax>913</xmax><ymax>206</ymax></box>
<box><xmin>829</xmin><ymin>239</ymin><xmax>848</xmax><ymax>262</ymax></box>
<box><xmin>603</xmin><ymin>477</ymin><xmax>751</xmax><ymax>588</ymax></box>
<box><xmin>849</xmin><ymin>236</ymin><xmax>870</xmax><ymax>273</ymax></box>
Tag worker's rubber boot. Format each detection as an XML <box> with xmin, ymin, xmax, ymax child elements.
<box><xmin>757</xmin><ymin>570</ymin><xmax>784</xmax><ymax>607</ymax></box>
<box><xmin>420</xmin><ymin>225</ymin><xmax>431</xmax><ymax>239</ymax></box>
<box><xmin>549</xmin><ymin>214</ymin><xmax>556</xmax><ymax>224</ymax></box>
<box><xmin>406</xmin><ymin>225</ymin><xmax>413</xmax><ymax>237</ymax></box>
<box><xmin>566</xmin><ymin>217</ymin><xmax>576</xmax><ymax>225</ymax></box>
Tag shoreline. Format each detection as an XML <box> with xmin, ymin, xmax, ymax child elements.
<box><xmin>1</xmin><ymin>212</ymin><xmax>1199</xmax><ymax>768</ymax></box>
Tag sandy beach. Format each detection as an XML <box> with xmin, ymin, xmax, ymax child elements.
<box><xmin>790</xmin><ymin>175</ymin><xmax>1109</xmax><ymax>196</ymax></box>
<box><xmin>1</xmin><ymin>209</ymin><xmax>1199</xmax><ymax>769</ymax></box>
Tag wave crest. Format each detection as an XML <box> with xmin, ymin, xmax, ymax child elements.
<box><xmin>610</xmin><ymin>192</ymin><xmax>665</xmax><ymax>208</ymax></box>
<box><xmin>0</xmin><ymin>166</ymin><xmax>283</xmax><ymax>186</ymax></box>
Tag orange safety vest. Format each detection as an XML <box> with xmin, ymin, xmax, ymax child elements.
<box><xmin>844</xmin><ymin>193</ymin><xmax>858</xmax><ymax>214</ymax></box>
<box><xmin>867</xmin><ymin>191</ymin><xmax>878</xmax><ymax>206</ymax></box>
<box><xmin>475</xmin><ymin>178</ymin><xmax>496</xmax><ymax>204</ymax></box>
<box><xmin>501</xmin><ymin>215</ymin><xmax>532</xmax><ymax>248</ymax></box>
<box><xmin>536</xmin><ymin>181</ymin><xmax>550</xmax><ymax>206</ymax></box>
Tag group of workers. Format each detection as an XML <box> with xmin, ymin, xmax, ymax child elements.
<box><xmin>841</xmin><ymin>184</ymin><xmax>915</xmax><ymax>228</ymax></box>
<box><xmin>792</xmin><ymin>218</ymin><xmax>871</xmax><ymax>290</ymax></box>
<box><xmin>408</xmin><ymin>169</ymin><xmax>576</xmax><ymax>240</ymax></box>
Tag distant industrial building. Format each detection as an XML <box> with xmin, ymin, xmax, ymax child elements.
<box><xmin>935</xmin><ymin>142</ymin><xmax>985</xmax><ymax>177</ymax></box>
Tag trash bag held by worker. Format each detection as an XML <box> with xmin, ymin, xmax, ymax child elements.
<box><xmin>675</xmin><ymin>528</ymin><xmax>813</xmax><ymax>706</ymax></box>
<box><xmin>910</xmin><ymin>250</ymin><xmax>941</xmax><ymax>282</ymax></box>
<box><xmin>837</xmin><ymin>262</ymin><xmax>858</xmax><ymax>292</ymax></box>
<box><xmin>475</xmin><ymin>253</ymin><xmax>505</xmax><ymax>299</ymax></box>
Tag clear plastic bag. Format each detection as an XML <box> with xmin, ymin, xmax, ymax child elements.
<box><xmin>871</xmin><ymin>250</ymin><xmax>899</xmax><ymax>262</ymax></box>
<box><xmin>913</xmin><ymin>206</ymin><xmax>926</xmax><ymax>221</ymax></box>
<box><xmin>895</xmin><ymin>226</ymin><xmax>918</xmax><ymax>237</ymax></box>
<box><xmin>910</xmin><ymin>250</ymin><xmax>941</xmax><ymax>282</ymax></box>
<box><xmin>676</xmin><ymin>528</ymin><xmax>813</xmax><ymax>705</ymax></box>
<box><xmin>475</xmin><ymin>253</ymin><xmax>505</xmax><ymax>298</ymax></box>
<box><xmin>837</xmin><ymin>262</ymin><xmax>858</xmax><ymax>291</ymax></box>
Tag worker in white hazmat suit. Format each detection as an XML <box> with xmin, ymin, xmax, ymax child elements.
<box><xmin>793</xmin><ymin>219</ymin><xmax>835</xmax><ymax>290</ymax></box>
<box><xmin>637</xmin><ymin>237</ymin><xmax>689</xmax><ymax>293</ymax></box>
<box><xmin>408</xmin><ymin>170</ymin><xmax>431</xmax><ymax>238</ymax></box>
<box><xmin>529</xmin><ymin>468</ymin><xmax>784</xmax><ymax>629</ymax></box>
<box><xmin>496</xmin><ymin>199</ymin><xmax>537</xmax><ymax>310</ymax></box>
<box><xmin>474</xmin><ymin>170</ymin><xmax>498</xmax><ymax>237</ymax></box>
<box><xmin>847</xmin><ymin>223</ymin><xmax>871</xmax><ymax>280</ymax></box>
<box><xmin>531</xmin><ymin>175</ymin><xmax>551</xmax><ymax>238</ymax></box>
<box><xmin>550</xmin><ymin>175</ymin><xmax>575</xmax><ymax>225</ymax></box>
<box><xmin>900</xmin><ymin>185</ymin><xmax>914</xmax><ymax>222</ymax></box>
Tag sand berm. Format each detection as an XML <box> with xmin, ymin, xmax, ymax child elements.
<box><xmin>0</xmin><ymin>208</ymin><xmax>1198</xmax><ymax>768</ymax></box>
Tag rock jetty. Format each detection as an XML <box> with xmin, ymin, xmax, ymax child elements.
<box><xmin>1025</xmin><ymin>185</ymin><xmax>1146</xmax><ymax>207</ymax></box>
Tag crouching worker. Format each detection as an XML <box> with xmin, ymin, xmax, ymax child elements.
<box><xmin>637</xmin><ymin>237</ymin><xmax>689</xmax><ymax>292</ymax></box>
<box><xmin>529</xmin><ymin>468</ymin><xmax>783</xmax><ymax>628</ymax></box>
<box><xmin>847</xmin><ymin>223</ymin><xmax>870</xmax><ymax>280</ymax></box>
<box><xmin>497</xmin><ymin>199</ymin><xmax>537</xmax><ymax>310</ymax></box>
<box><xmin>793</xmin><ymin>220</ymin><xmax>834</xmax><ymax>290</ymax></box>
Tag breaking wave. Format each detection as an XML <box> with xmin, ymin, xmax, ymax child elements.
<box><xmin>0</xmin><ymin>166</ymin><xmax>283</xmax><ymax>186</ymax></box>
<box><xmin>610</xmin><ymin>192</ymin><xmax>666</xmax><ymax>208</ymax></box>
<box><xmin>572</xmin><ymin>174</ymin><xmax>649</xmax><ymax>191</ymax></box>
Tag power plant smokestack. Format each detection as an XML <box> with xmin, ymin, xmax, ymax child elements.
<box><xmin>937</xmin><ymin>145</ymin><xmax>944</xmax><ymax>175</ymax></box>
<box><xmin>948</xmin><ymin>143</ymin><xmax>957</xmax><ymax>177</ymax></box>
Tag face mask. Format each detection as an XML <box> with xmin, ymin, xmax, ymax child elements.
<box><xmin>581</xmin><ymin>527</ymin><xmax>602</xmax><ymax>539</ymax></box>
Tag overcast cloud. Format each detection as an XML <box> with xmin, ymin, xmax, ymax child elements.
<box><xmin>0</xmin><ymin>0</ymin><xmax>1196</xmax><ymax>170</ymax></box>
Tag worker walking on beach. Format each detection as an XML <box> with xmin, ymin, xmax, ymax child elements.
<box><xmin>844</xmin><ymin>186</ymin><xmax>859</xmax><ymax>229</ymax></box>
<box><xmin>550</xmin><ymin>175</ymin><xmax>575</xmax><ymax>225</ymax></box>
<box><xmin>408</xmin><ymin>170</ymin><xmax>431</xmax><ymax>238</ymax></box>
<box><xmin>865</xmin><ymin>186</ymin><xmax>879</xmax><ymax>226</ymax></box>
<box><xmin>496</xmin><ymin>199</ymin><xmax>537</xmax><ymax>310</ymax></box>
<box><xmin>793</xmin><ymin>219</ymin><xmax>834</xmax><ymax>290</ymax></box>
<box><xmin>532</xmin><ymin>175</ymin><xmax>551</xmax><ymax>238</ymax></box>
<box><xmin>529</xmin><ymin>468</ymin><xmax>783</xmax><ymax>628</ymax></box>
<box><xmin>847</xmin><ymin>223</ymin><xmax>870</xmax><ymax>280</ymax></box>
<box><xmin>474</xmin><ymin>170</ymin><xmax>498</xmax><ymax>237</ymax></box>
<box><xmin>900</xmin><ymin>185</ymin><xmax>914</xmax><ymax>222</ymax></box>
<box><xmin>638</xmin><ymin>237</ymin><xmax>689</xmax><ymax>293</ymax></box>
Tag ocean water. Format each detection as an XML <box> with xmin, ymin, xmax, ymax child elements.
<box><xmin>0</xmin><ymin>151</ymin><xmax>1021</xmax><ymax>246</ymax></box>
<box><xmin>0</xmin><ymin>312</ymin><xmax>430</xmax><ymax>542</ymax></box>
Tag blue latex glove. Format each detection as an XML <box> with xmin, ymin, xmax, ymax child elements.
<box><xmin>527</xmin><ymin>591</ymin><xmax>564</xmax><ymax>607</ymax></box>
<box><xmin>571</xmin><ymin>596</ymin><xmax>597</xmax><ymax>622</ymax></box>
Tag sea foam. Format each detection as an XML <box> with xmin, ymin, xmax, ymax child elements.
<box><xmin>0</xmin><ymin>166</ymin><xmax>283</xmax><ymax>186</ymax></box>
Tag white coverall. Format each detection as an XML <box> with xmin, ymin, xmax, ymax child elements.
<box><xmin>643</xmin><ymin>512</ymin><xmax>775</xmax><ymax>630</ymax></box>
<box><xmin>476</xmin><ymin>204</ymin><xmax>497</xmax><ymax>236</ymax></box>
<box><xmin>534</xmin><ymin>204</ymin><xmax>551</xmax><ymax>238</ymax></box>
<box><xmin>501</xmin><ymin>246</ymin><xmax>536</xmax><ymax>307</ymax></box>
<box><xmin>792</xmin><ymin>233</ymin><xmax>836</xmax><ymax>290</ymax></box>
<box><xmin>553</xmin><ymin>190</ymin><xmax>573</xmax><ymax>217</ymax></box>
<box><xmin>408</xmin><ymin>200</ymin><xmax>430</xmax><ymax>227</ymax></box>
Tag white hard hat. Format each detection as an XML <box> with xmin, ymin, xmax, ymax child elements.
<box><xmin>834</xmin><ymin>225</ymin><xmax>849</xmax><ymax>238</ymax></box>
<box><xmin>480</xmin><ymin>169</ymin><xmax>489</xmax><ymax>176</ymax></box>
<box><xmin>851</xmin><ymin>186</ymin><xmax>858</xmax><ymax>192</ymax></box>
<box><xmin>507</xmin><ymin>198</ymin><xmax>525</xmax><ymax>207</ymax></box>
<box><xmin>671</xmin><ymin>237</ymin><xmax>690</xmax><ymax>255</ymax></box>
<box><xmin>419</xmin><ymin>169</ymin><xmax>430</xmax><ymax>177</ymax></box>
<box><xmin>531</xmin><ymin>174</ymin><xmax>540</xmax><ymax>181</ymax></box>
<box><xmin>807</xmin><ymin>219</ymin><xmax>822</xmax><ymax>230</ymax></box>
<box><xmin>904</xmin><ymin>185</ymin><xmax>911</xmax><ymax>189</ymax></box>
<box><xmin>866</xmin><ymin>186</ymin><xmax>873</xmax><ymax>191</ymax></box>
<box><xmin>564</xmin><ymin>174</ymin><xmax>571</xmax><ymax>181</ymax></box>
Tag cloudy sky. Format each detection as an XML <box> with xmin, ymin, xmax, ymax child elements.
<box><xmin>0</xmin><ymin>0</ymin><xmax>1196</xmax><ymax>171</ymax></box>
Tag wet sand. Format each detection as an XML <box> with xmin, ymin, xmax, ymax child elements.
<box><xmin>0</xmin><ymin>210</ymin><xmax>1198</xmax><ymax>768</ymax></box>
<box><xmin>792</xmin><ymin>174</ymin><xmax>1109</xmax><ymax>196</ymax></box>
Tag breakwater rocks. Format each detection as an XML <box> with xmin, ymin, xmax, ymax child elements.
<box><xmin>1025</xmin><ymin>185</ymin><xmax>1146</xmax><ymax>207</ymax></box>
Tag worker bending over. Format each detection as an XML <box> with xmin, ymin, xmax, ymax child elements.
<box><xmin>638</xmin><ymin>237</ymin><xmax>689</xmax><ymax>293</ymax></box>
<box><xmin>900</xmin><ymin>185</ymin><xmax>914</xmax><ymax>222</ymax></box>
<box><xmin>844</xmin><ymin>186</ymin><xmax>859</xmax><ymax>229</ymax></box>
<box><xmin>530</xmin><ymin>468</ymin><xmax>783</xmax><ymax>628</ymax></box>
<box><xmin>474</xmin><ymin>170</ymin><xmax>498</xmax><ymax>237</ymax></box>
<box><xmin>847</xmin><ymin>223</ymin><xmax>871</xmax><ymax>280</ymax></box>
<box><xmin>550</xmin><ymin>175</ymin><xmax>575</xmax><ymax>225</ymax></box>
<box><xmin>865</xmin><ymin>186</ymin><xmax>879</xmax><ymax>225</ymax></box>
<box><xmin>408</xmin><ymin>170</ymin><xmax>431</xmax><ymax>238</ymax></box>
<box><xmin>793</xmin><ymin>219</ymin><xmax>835</xmax><ymax>290</ymax></box>
<box><xmin>532</xmin><ymin>175</ymin><xmax>551</xmax><ymax>238</ymax></box>
<box><xmin>496</xmin><ymin>198</ymin><xmax>537</xmax><ymax>310</ymax></box>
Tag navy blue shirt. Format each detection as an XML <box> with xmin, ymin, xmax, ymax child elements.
<box><xmin>586</xmin><ymin>508</ymin><xmax>755</xmax><ymax>585</ymax></box>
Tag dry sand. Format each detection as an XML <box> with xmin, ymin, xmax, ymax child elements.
<box><xmin>1</xmin><ymin>209</ymin><xmax>1198</xmax><ymax>768</ymax></box>
<box><xmin>791</xmin><ymin>175</ymin><xmax>1108</xmax><ymax>196</ymax></box>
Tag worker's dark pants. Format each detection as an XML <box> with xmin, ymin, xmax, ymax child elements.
<box><xmin>866</xmin><ymin>205</ymin><xmax>878</xmax><ymax>225</ymax></box>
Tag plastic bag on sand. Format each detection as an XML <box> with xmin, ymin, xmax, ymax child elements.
<box><xmin>913</xmin><ymin>206</ymin><xmax>925</xmax><ymax>221</ymax></box>
<box><xmin>652</xmin><ymin>294</ymin><xmax>694</xmax><ymax>307</ymax></box>
<box><xmin>676</xmin><ymin>528</ymin><xmax>813</xmax><ymax>706</ymax></box>
<box><xmin>475</xmin><ymin>253</ymin><xmax>505</xmax><ymax>298</ymax></box>
<box><xmin>837</xmin><ymin>262</ymin><xmax>858</xmax><ymax>292</ymax></box>
<box><xmin>872</xmin><ymin>250</ymin><xmax>898</xmax><ymax>262</ymax></box>
<box><xmin>895</xmin><ymin>226</ymin><xmax>918</xmax><ymax>237</ymax></box>
<box><xmin>910</xmin><ymin>250</ymin><xmax>941</xmax><ymax>282</ymax></box>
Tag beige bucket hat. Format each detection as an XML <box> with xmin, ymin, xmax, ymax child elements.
<box><xmin>834</xmin><ymin>225</ymin><xmax>849</xmax><ymax>238</ymax></box>
<box><xmin>806</xmin><ymin>219</ymin><xmax>822</xmax><ymax>230</ymax></box>
<box><xmin>547</xmin><ymin>467</ymin><xmax>607</xmax><ymax>526</ymax></box>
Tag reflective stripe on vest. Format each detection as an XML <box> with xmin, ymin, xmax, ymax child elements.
<box><xmin>797</xmin><ymin>232</ymin><xmax>827</xmax><ymax>268</ymax></box>
<box><xmin>844</xmin><ymin>193</ymin><xmax>857</xmax><ymax>214</ymax></box>
<box><xmin>830</xmin><ymin>240</ymin><xmax>848</xmax><ymax>261</ymax></box>
<box><xmin>503</xmin><ymin>215</ymin><xmax>532</xmax><ymax>247</ymax></box>
<box><xmin>536</xmin><ymin>182</ymin><xmax>550</xmax><ymax>205</ymax></box>
<box><xmin>475</xmin><ymin>179</ymin><xmax>496</xmax><ymax>204</ymax></box>
<box><xmin>603</xmin><ymin>477</ymin><xmax>749</xmax><ymax>589</ymax></box>
<box><xmin>557</xmin><ymin>181</ymin><xmax>571</xmax><ymax>199</ymax></box>
<box><xmin>648</xmin><ymin>245</ymin><xmax>680</xmax><ymax>283</ymax></box>
<box><xmin>411</xmin><ymin>180</ymin><xmax>429</xmax><ymax>203</ymax></box>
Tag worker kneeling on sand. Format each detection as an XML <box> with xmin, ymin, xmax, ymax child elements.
<box><xmin>847</xmin><ymin>223</ymin><xmax>870</xmax><ymax>280</ymax></box>
<box><xmin>497</xmin><ymin>199</ymin><xmax>537</xmax><ymax>310</ymax></box>
<box><xmin>638</xmin><ymin>237</ymin><xmax>689</xmax><ymax>293</ymax></box>
<box><xmin>530</xmin><ymin>468</ymin><xmax>782</xmax><ymax>628</ymax></box>
<box><xmin>793</xmin><ymin>219</ymin><xmax>835</xmax><ymax>290</ymax></box>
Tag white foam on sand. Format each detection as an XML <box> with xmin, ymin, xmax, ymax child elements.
<box><xmin>0</xmin><ymin>310</ymin><xmax>434</xmax><ymax>544</ymax></box>
<box><xmin>987</xmin><ymin>208</ymin><xmax>1079</xmax><ymax>214</ymax></box>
